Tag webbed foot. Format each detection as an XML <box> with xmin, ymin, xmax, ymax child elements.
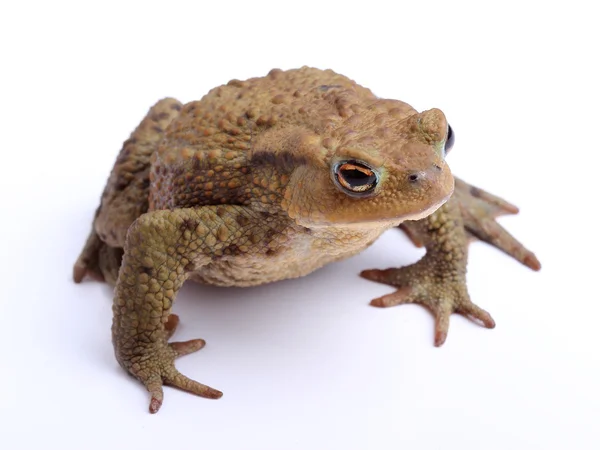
<box><xmin>73</xmin><ymin>229</ymin><xmax>123</xmax><ymax>285</ymax></box>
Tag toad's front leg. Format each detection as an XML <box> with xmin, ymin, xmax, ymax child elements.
<box><xmin>113</xmin><ymin>205</ymin><xmax>253</xmax><ymax>413</ymax></box>
<box><xmin>361</xmin><ymin>197</ymin><xmax>495</xmax><ymax>347</ymax></box>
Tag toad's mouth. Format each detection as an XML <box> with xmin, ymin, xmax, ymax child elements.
<box><xmin>310</xmin><ymin>187</ymin><xmax>454</xmax><ymax>230</ymax></box>
<box><xmin>350</xmin><ymin>189</ymin><xmax>453</xmax><ymax>228</ymax></box>
<box><xmin>397</xmin><ymin>190</ymin><xmax>453</xmax><ymax>223</ymax></box>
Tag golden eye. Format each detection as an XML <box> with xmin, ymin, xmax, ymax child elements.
<box><xmin>334</xmin><ymin>160</ymin><xmax>379</xmax><ymax>196</ymax></box>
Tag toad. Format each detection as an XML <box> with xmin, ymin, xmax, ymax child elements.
<box><xmin>74</xmin><ymin>67</ymin><xmax>540</xmax><ymax>413</ymax></box>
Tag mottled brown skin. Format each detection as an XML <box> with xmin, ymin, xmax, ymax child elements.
<box><xmin>74</xmin><ymin>67</ymin><xmax>540</xmax><ymax>413</ymax></box>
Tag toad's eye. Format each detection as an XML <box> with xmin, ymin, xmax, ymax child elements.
<box><xmin>333</xmin><ymin>160</ymin><xmax>379</xmax><ymax>196</ymax></box>
<box><xmin>445</xmin><ymin>124</ymin><xmax>455</xmax><ymax>154</ymax></box>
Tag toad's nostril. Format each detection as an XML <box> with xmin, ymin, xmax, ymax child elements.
<box><xmin>408</xmin><ymin>173</ymin><xmax>421</xmax><ymax>183</ymax></box>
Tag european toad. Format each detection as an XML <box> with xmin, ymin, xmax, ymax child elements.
<box><xmin>74</xmin><ymin>67</ymin><xmax>540</xmax><ymax>413</ymax></box>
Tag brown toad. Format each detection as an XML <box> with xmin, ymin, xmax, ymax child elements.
<box><xmin>74</xmin><ymin>67</ymin><xmax>540</xmax><ymax>413</ymax></box>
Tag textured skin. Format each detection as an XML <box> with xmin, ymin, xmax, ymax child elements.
<box><xmin>74</xmin><ymin>67</ymin><xmax>540</xmax><ymax>413</ymax></box>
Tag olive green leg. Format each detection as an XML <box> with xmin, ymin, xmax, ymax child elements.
<box><xmin>452</xmin><ymin>177</ymin><xmax>541</xmax><ymax>271</ymax></box>
<box><xmin>73</xmin><ymin>224</ymin><xmax>123</xmax><ymax>286</ymax></box>
<box><xmin>399</xmin><ymin>177</ymin><xmax>541</xmax><ymax>271</ymax></box>
<box><xmin>361</xmin><ymin>197</ymin><xmax>495</xmax><ymax>347</ymax></box>
<box><xmin>73</xmin><ymin>223</ymin><xmax>106</xmax><ymax>283</ymax></box>
<box><xmin>112</xmin><ymin>205</ymin><xmax>258</xmax><ymax>413</ymax></box>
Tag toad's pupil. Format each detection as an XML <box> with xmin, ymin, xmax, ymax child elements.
<box><xmin>341</xmin><ymin>168</ymin><xmax>376</xmax><ymax>187</ymax></box>
<box><xmin>445</xmin><ymin>125</ymin><xmax>455</xmax><ymax>153</ymax></box>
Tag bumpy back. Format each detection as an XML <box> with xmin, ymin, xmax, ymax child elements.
<box><xmin>148</xmin><ymin>67</ymin><xmax>378</xmax><ymax>211</ymax></box>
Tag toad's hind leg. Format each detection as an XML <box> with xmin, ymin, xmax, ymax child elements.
<box><xmin>73</xmin><ymin>222</ymin><xmax>123</xmax><ymax>286</ymax></box>
<box><xmin>73</xmin><ymin>98</ymin><xmax>182</xmax><ymax>284</ymax></box>
<box><xmin>399</xmin><ymin>177</ymin><xmax>541</xmax><ymax>271</ymax></box>
<box><xmin>452</xmin><ymin>177</ymin><xmax>541</xmax><ymax>271</ymax></box>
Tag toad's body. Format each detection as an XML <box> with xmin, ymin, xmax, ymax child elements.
<box><xmin>193</xmin><ymin>223</ymin><xmax>387</xmax><ymax>287</ymax></box>
<box><xmin>74</xmin><ymin>67</ymin><xmax>540</xmax><ymax>413</ymax></box>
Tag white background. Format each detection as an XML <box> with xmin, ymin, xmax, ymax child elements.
<box><xmin>1</xmin><ymin>1</ymin><xmax>599</xmax><ymax>449</ymax></box>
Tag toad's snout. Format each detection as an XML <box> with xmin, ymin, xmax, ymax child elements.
<box><xmin>401</xmin><ymin>159</ymin><xmax>455</xmax><ymax>219</ymax></box>
<box><xmin>407</xmin><ymin>162</ymin><xmax>445</xmax><ymax>185</ymax></box>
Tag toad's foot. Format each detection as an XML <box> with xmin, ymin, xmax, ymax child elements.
<box><xmin>361</xmin><ymin>265</ymin><xmax>495</xmax><ymax>346</ymax></box>
<box><xmin>399</xmin><ymin>178</ymin><xmax>541</xmax><ymax>271</ymax></box>
<box><xmin>122</xmin><ymin>314</ymin><xmax>222</xmax><ymax>414</ymax></box>
<box><xmin>73</xmin><ymin>226</ymin><xmax>123</xmax><ymax>286</ymax></box>
<box><xmin>363</xmin><ymin>198</ymin><xmax>497</xmax><ymax>346</ymax></box>
<box><xmin>73</xmin><ymin>228</ymin><xmax>105</xmax><ymax>283</ymax></box>
<box><xmin>454</xmin><ymin>178</ymin><xmax>541</xmax><ymax>270</ymax></box>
